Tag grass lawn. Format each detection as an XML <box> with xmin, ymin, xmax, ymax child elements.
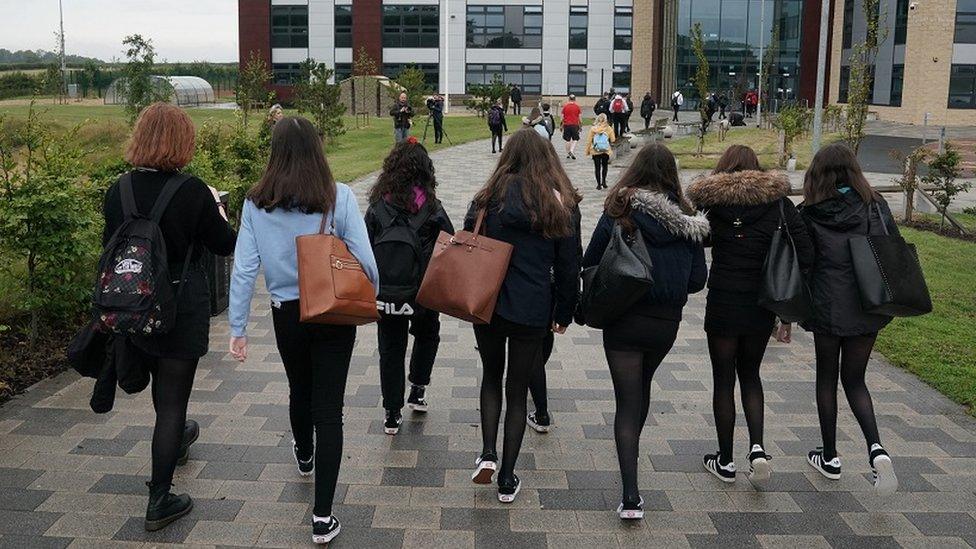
<box><xmin>0</xmin><ymin>102</ymin><xmax>520</xmax><ymax>182</ymax></box>
<box><xmin>914</xmin><ymin>211</ymin><xmax>976</xmax><ymax>233</ymax></box>
<box><xmin>875</xmin><ymin>227</ymin><xmax>976</xmax><ymax>414</ymax></box>
<box><xmin>665</xmin><ymin>127</ymin><xmax>842</xmax><ymax>171</ymax></box>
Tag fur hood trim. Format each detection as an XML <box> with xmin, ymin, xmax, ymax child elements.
<box><xmin>686</xmin><ymin>170</ymin><xmax>791</xmax><ymax>207</ymax></box>
<box><xmin>630</xmin><ymin>190</ymin><xmax>710</xmax><ymax>243</ymax></box>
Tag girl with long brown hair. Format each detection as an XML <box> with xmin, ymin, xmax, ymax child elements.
<box><xmin>799</xmin><ymin>142</ymin><xmax>898</xmax><ymax>494</ymax></box>
<box><xmin>687</xmin><ymin>144</ymin><xmax>813</xmax><ymax>488</ymax></box>
<box><xmin>466</xmin><ymin>128</ymin><xmax>580</xmax><ymax>503</ymax></box>
<box><xmin>229</xmin><ymin>117</ymin><xmax>378</xmax><ymax>545</ymax></box>
<box><xmin>583</xmin><ymin>143</ymin><xmax>709</xmax><ymax>519</ymax></box>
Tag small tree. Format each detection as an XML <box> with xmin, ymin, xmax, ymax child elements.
<box><xmin>844</xmin><ymin>0</ymin><xmax>887</xmax><ymax>154</ymax></box>
<box><xmin>922</xmin><ymin>144</ymin><xmax>970</xmax><ymax>232</ymax></box>
<box><xmin>890</xmin><ymin>147</ymin><xmax>927</xmax><ymax>222</ymax></box>
<box><xmin>352</xmin><ymin>47</ymin><xmax>378</xmax><ymax>127</ymax></box>
<box><xmin>390</xmin><ymin>66</ymin><xmax>432</xmax><ymax>114</ymax></box>
<box><xmin>690</xmin><ymin>22</ymin><xmax>710</xmax><ymax>154</ymax></box>
<box><xmin>758</xmin><ymin>24</ymin><xmax>780</xmax><ymax>124</ymax></box>
<box><xmin>772</xmin><ymin>104</ymin><xmax>812</xmax><ymax>166</ymax></box>
<box><xmin>118</xmin><ymin>35</ymin><xmax>170</xmax><ymax>123</ymax></box>
<box><xmin>464</xmin><ymin>75</ymin><xmax>508</xmax><ymax>117</ymax></box>
<box><xmin>294</xmin><ymin>59</ymin><xmax>347</xmax><ymax>144</ymax></box>
<box><xmin>236</xmin><ymin>51</ymin><xmax>273</xmax><ymax>129</ymax></box>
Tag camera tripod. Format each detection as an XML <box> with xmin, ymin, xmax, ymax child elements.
<box><xmin>421</xmin><ymin>114</ymin><xmax>453</xmax><ymax>146</ymax></box>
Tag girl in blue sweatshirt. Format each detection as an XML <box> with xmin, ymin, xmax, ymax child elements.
<box><xmin>228</xmin><ymin>117</ymin><xmax>378</xmax><ymax>545</ymax></box>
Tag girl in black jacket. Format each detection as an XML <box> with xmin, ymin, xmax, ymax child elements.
<box><xmin>687</xmin><ymin>145</ymin><xmax>813</xmax><ymax>487</ymax></box>
<box><xmin>799</xmin><ymin>142</ymin><xmax>898</xmax><ymax>495</ymax></box>
<box><xmin>583</xmin><ymin>144</ymin><xmax>708</xmax><ymax>519</ymax></box>
<box><xmin>640</xmin><ymin>93</ymin><xmax>656</xmax><ymax>130</ymax></box>
<box><xmin>364</xmin><ymin>138</ymin><xmax>454</xmax><ymax>436</ymax></box>
<box><xmin>465</xmin><ymin>129</ymin><xmax>581</xmax><ymax>503</ymax></box>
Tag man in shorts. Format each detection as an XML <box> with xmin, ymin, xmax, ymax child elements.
<box><xmin>561</xmin><ymin>94</ymin><xmax>582</xmax><ymax>159</ymax></box>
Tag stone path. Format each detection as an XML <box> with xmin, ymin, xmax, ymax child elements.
<box><xmin>2</xmin><ymin>134</ymin><xmax>976</xmax><ymax>549</ymax></box>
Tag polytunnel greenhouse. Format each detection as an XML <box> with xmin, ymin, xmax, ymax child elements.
<box><xmin>104</xmin><ymin>76</ymin><xmax>215</xmax><ymax>107</ymax></box>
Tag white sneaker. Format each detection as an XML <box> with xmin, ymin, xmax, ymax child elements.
<box><xmin>870</xmin><ymin>444</ymin><xmax>898</xmax><ymax>496</ymax></box>
<box><xmin>747</xmin><ymin>444</ymin><xmax>772</xmax><ymax>487</ymax></box>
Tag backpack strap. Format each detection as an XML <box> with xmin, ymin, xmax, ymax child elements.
<box><xmin>408</xmin><ymin>200</ymin><xmax>436</xmax><ymax>232</ymax></box>
<box><xmin>149</xmin><ymin>173</ymin><xmax>196</xmax><ymax>297</ymax></box>
<box><xmin>119</xmin><ymin>173</ymin><xmax>138</xmax><ymax>219</ymax></box>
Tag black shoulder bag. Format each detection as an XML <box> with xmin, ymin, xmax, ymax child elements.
<box><xmin>580</xmin><ymin>222</ymin><xmax>654</xmax><ymax>329</ymax></box>
<box><xmin>758</xmin><ymin>200</ymin><xmax>811</xmax><ymax>322</ymax></box>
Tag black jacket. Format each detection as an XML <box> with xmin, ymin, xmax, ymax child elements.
<box><xmin>594</xmin><ymin>97</ymin><xmax>610</xmax><ymax>115</ymax></box>
<box><xmin>390</xmin><ymin>101</ymin><xmax>414</xmax><ymax>129</ymax></box>
<box><xmin>510</xmin><ymin>87</ymin><xmax>522</xmax><ymax>103</ymax></box>
<box><xmin>583</xmin><ymin>190</ymin><xmax>709</xmax><ymax>321</ymax></box>
<box><xmin>68</xmin><ymin>322</ymin><xmax>152</xmax><ymax>414</ymax></box>
<box><xmin>800</xmin><ymin>191</ymin><xmax>898</xmax><ymax>336</ymax></box>
<box><xmin>687</xmin><ymin>170</ymin><xmax>814</xmax><ymax>294</ymax></box>
<box><xmin>464</xmin><ymin>178</ymin><xmax>580</xmax><ymax>327</ymax></box>
<box><xmin>640</xmin><ymin>96</ymin><xmax>656</xmax><ymax>118</ymax></box>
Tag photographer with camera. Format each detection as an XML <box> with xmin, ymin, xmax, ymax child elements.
<box><xmin>426</xmin><ymin>94</ymin><xmax>445</xmax><ymax>144</ymax></box>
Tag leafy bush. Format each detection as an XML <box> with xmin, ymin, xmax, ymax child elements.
<box><xmin>922</xmin><ymin>144</ymin><xmax>970</xmax><ymax>232</ymax></box>
<box><xmin>0</xmin><ymin>71</ymin><xmax>42</xmax><ymax>100</ymax></box>
<box><xmin>464</xmin><ymin>75</ymin><xmax>508</xmax><ymax>117</ymax></box>
<box><xmin>293</xmin><ymin>60</ymin><xmax>346</xmax><ymax>144</ymax></box>
<box><xmin>772</xmin><ymin>104</ymin><xmax>812</xmax><ymax>166</ymax></box>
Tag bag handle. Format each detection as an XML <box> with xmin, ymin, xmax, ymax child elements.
<box><xmin>777</xmin><ymin>199</ymin><xmax>798</xmax><ymax>247</ymax></box>
<box><xmin>318</xmin><ymin>209</ymin><xmax>336</xmax><ymax>236</ymax></box>
<box><xmin>872</xmin><ymin>201</ymin><xmax>890</xmax><ymax>236</ymax></box>
<box><xmin>452</xmin><ymin>209</ymin><xmax>486</xmax><ymax>246</ymax></box>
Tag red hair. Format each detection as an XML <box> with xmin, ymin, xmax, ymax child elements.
<box><xmin>124</xmin><ymin>103</ymin><xmax>196</xmax><ymax>171</ymax></box>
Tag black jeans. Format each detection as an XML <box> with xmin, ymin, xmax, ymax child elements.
<box><xmin>593</xmin><ymin>154</ymin><xmax>610</xmax><ymax>187</ymax></box>
<box><xmin>672</xmin><ymin>107</ymin><xmax>680</xmax><ymax>122</ymax></box>
<box><xmin>272</xmin><ymin>300</ymin><xmax>356</xmax><ymax>517</ymax></box>
<box><xmin>433</xmin><ymin>115</ymin><xmax>444</xmax><ymax>143</ymax></box>
<box><xmin>528</xmin><ymin>332</ymin><xmax>555</xmax><ymax>415</ymax></box>
<box><xmin>378</xmin><ymin>307</ymin><xmax>441</xmax><ymax>411</ymax></box>
<box><xmin>491</xmin><ymin>127</ymin><xmax>504</xmax><ymax>152</ymax></box>
<box><xmin>473</xmin><ymin>316</ymin><xmax>548</xmax><ymax>483</ymax></box>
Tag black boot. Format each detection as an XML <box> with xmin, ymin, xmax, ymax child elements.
<box><xmin>177</xmin><ymin>419</ymin><xmax>199</xmax><ymax>466</ymax></box>
<box><xmin>145</xmin><ymin>482</ymin><xmax>193</xmax><ymax>531</ymax></box>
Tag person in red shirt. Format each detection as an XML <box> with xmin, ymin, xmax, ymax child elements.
<box><xmin>560</xmin><ymin>94</ymin><xmax>583</xmax><ymax>160</ymax></box>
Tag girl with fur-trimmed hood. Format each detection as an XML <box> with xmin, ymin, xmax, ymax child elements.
<box><xmin>686</xmin><ymin>145</ymin><xmax>814</xmax><ymax>488</ymax></box>
<box><xmin>582</xmin><ymin>143</ymin><xmax>708</xmax><ymax>520</ymax></box>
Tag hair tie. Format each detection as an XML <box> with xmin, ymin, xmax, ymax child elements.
<box><xmin>406</xmin><ymin>136</ymin><xmax>419</xmax><ymax>145</ymax></box>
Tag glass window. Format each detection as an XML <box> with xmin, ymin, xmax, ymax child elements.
<box><xmin>838</xmin><ymin>66</ymin><xmax>850</xmax><ymax>103</ymax></box>
<box><xmin>949</xmin><ymin>64</ymin><xmax>976</xmax><ymax>108</ymax></box>
<box><xmin>335</xmin><ymin>5</ymin><xmax>353</xmax><ymax>48</ymax></box>
<box><xmin>272</xmin><ymin>63</ymin><xmax>303</xmax><ymax>85</ymax></box>
<box><xmin>271</xmin><ymin>5</ymin><xmax>308</xmax><ymax>48</ymax></box>
<box><xmin>894</xmin><ymin>0</ymin><xmax>908</xmax><ymax>45</ymax></box>
<box><xmin>890</xmin><ymin>64</ymin><xmax>904</xmax><ymax>107</ymax></box>
<box><xmin>335</xmin><ymin>63</ymin><xmax>353</xmax><ymax>82</ymax></box>
<box><xmin>842</xmin><ymin>0</ymin><xmax>854</xmax><ymax>49</ymax></box>
<box><xmin>383</xmin><ymin>63</ymin><xmax>439</xmax><ymax>90</ymax></box>
<box><xmin>614</xmin><ymin>6</ymin><xmax>633</xmax><ymax>50</ymax></box>
<box><xmin>613</xmin><ymin>64</ymin><xmax>632</xmax><ymax>92</ymax></box>
<box><xmin>466</xmin><ymin>63</ymin><xmax>542</xmax><ymax>93</ymax></box>
<box><xmin>568</xmin><ymin>64</ymin><xmax>587</xmax><ymax>95</ymax></box>
<box><xmin>956</xmin><ymin>6</ymin><xmax>976</xmax><ymax>44</ymax></box>
<box><xmin>467</xmin><ymin>5</ymin><xmax>543</xmax><ymax>48</ymax></box>
<box><xmin>383</xmin><ymin>5</ymin><xmax>439</xmax><ymax>48</ymax></box>
<box><xmin>570</xmin><ymin>7</ymin><xmax>588</xmax><ymax>50</ymax></box>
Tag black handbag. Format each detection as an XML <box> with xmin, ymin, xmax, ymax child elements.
<box><xmin>758</xmin><ymin>200</ymin><xmax>811</xmax><ymax>322</ymax></box>
<box><xmin>849</xmin><ymin>202</ymin><xmax>932</xmax><ymax>317</ymax></box>
<box><xmin>580</xmin><ymin>222</ymin><xmax>654</xmax><ymax>329</ymax></box>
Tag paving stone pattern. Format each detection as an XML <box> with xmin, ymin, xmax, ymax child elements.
<box><xmin>2</xmin><ymin>133</ymin><xmax>976</xmax><ymax>548</ymax></box>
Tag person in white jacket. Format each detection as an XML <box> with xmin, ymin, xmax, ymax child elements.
<box><xmin>671</xmin><ymin>90</ymin><xmax>684</xmax><ymax>122</ymax></box>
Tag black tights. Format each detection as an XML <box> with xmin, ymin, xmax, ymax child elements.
<box><xmin>491</xmin><ymin>129</ymin><xmax>503</xmax><ymax>152</ymax></box>
<box><xmin>708</xmin><ymin>334</ymin><xmax>770</xmax><ymax>462</ymax></box>
<box><xmin>814</xmin><ymin>333</ymin><xmax>882</xmax><ymax>459</ymax></box>
<box><xmin>593</xmin><ymin>155</ymin><xmax>609</xmax><ymax>187</ymax></box>
<box><xmin>149</xmin><ymin>358</ymin><xmax>199</xmax><ymax>488</ymax></box>
<box><xmin>528</xmin><ymin>332</ymin><xmax>554</xmax><ymax>415</ymax></box>
<box><xmin>474</xmin><ymin>317</ymin><xmax>547</xmax><ymax>483</ymax></box>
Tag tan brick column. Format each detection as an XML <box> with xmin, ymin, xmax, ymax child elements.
<box><xmin>632</xmin><ymin>0</ymin><xmax>658</xmax><ymax>96</ymax></box>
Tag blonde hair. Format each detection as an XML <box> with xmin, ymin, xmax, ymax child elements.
<box><xmin>595</xmin><ymin>113</ymin><xmax>608</xmax><ymax>125</ymax></box>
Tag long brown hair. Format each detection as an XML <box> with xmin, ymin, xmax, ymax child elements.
<box><xmin>606</xmin><ymin>143</ymin><xmax>692</xmax><ymax>231</ymax></box>
<box><xmin>125</xmin><ymin>102</ymin><xmax>195</xmax><ymax>171</ymax></box>
<box><xmin>712</xmin><ymin>144</ymin><xmax>762</xmax><ymax>174</ymax></box>
<box><xmin>369</xmin><ymin>139</ymin><xmax>437</xmax><ymax>212</ymax></box>
<box><xmin>472</xmin><ymin>128</ymin><xmax>574</xmax><ymax>238</ymax></box>
<box><xmin>803</xmin><ymin>142</ymin><xmax>877</xmax><ymax>204</ymax></box>
<box><xmin>248</xmin><ymin>117</ymin><xmax>336</xmax><ymax>214</ymax></box>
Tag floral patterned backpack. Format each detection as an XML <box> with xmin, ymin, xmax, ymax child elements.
<box><xmin>93</xmin><ymin>173</ymin><xmax>193</xmax><ymax>336</ymax></box>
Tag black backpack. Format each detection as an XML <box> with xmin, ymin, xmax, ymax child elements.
<box><xmin>372</xmin><ymin>200</ymin><xmax>435</xmax><ymax>303</ymax></box>
<box><xmin>93</xmin><ymin>173</ymin><xmax>194</xmax><ymax>336</ymax></box>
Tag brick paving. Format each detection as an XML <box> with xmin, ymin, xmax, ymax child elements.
<box><xmin>1</xmin><ymin>133</ymin><xmax>976</xmax><ymax>548</ymax></box>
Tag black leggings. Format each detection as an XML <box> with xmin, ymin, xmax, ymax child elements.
<box><xmin>605</xmin><ymin>320</ymin><xmax>679</xmax><ymax>503</ymax></box>
<box><xmin>473</xmin><ymin>316</ymin><xmax>548</xmax><ymax>483</ymax></box>
<box><xmin>377</xmin><ymin>308</ymin><xmax>441</xmax><ymax>411</ymax></box>
<box><xmin>149</xmin><ymin>358</ymin><xmax>199</xmax><ymax>488</ymax></box>
<box><xmin>272</xmin><ymin>301</ymin><xmax>355</xmax><ymax>518</ymax></box>
<box><xmin>491</xmin><ymin>128</ymin><xmax>504</xmax><ymax>151</ymax></box>
<box><xmin>814</xmin><ymin>333</ymin><xmax>882</xmax><ymax>459</ymax></box>
<box><xmin>708</xmin><ymin>333</ymin><xmax>770</xmax><ymax>462</ymax></box>
<box><xmin>528</xmin><ymin>332</ymin><xmax>554</xmax><ymax>415</ymax></box>
<box><xmin>593</xmin><ymin>155</ymin><xmax>609</xmax><ymax>187</ymax></box>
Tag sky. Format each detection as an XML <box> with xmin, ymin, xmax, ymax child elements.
<box><xmin>0</xmin><ymin>0</ymin><xmax>239</xmax><ymax>62</ymax></box>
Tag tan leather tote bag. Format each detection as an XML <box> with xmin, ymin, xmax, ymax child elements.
<box><xmin>297</xmin><ymin>214</ymin><xmax>380</xmax><ymax>325</ymax></box>
<box><xmin>416</xmin><ymin>209</ymin><xmax>513</xmax><ymax>324</ymax></box>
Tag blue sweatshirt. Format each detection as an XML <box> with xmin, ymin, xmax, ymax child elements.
<box><xmin>229</xmin><ymin>183</ymin><xmax>379</xmax><ymax>337</ymax></box>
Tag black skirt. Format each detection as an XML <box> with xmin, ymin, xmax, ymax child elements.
<box><xmin>132</xmin><ymin>267</ymin><xmax>212</xmax><ymax>360</ymax></box>
<box><xmin>602</xmin><ymin>312</ymin><xmax>680</xmax><ymax>352</ymax></box>
<box><xmin>704</xmin><ymin>289</ymin><xmax>776</xmax><ymax>336</ymax></box>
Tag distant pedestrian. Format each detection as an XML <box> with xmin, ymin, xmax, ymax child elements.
<box><xmin>510</xmin><ymin>84</ymin><xmax>523</xmax><ymax>115</ymax></box>
<box><xmin>585</xmin><ymin>113</ymin><xmax>616</xmax><ymax>190</ymax></box>
<box><xmin>594</xmin><ymin>92</ymin><xmax>610</xmax><ymax>116</ymax></box>
<box><xmin>624</xmin><ymin>93</ymin><xmax>634</xmax><ymax>134</ymax></box>
<box><xmin>670</xmin><ymin>90</ymin><xmax>684</xmax><ymax>122</ymax></box>
<box><xmin>488</xmin><ymin>99</ymin><xmax>508</xmax><ymax>154</ymax></box>
<box><xmin>609</xmin><ymin>93</ymin><xmax>628</xmax><ymax>137</ymax></box>
<box><xmin>390</xmin><ymin>92</ymin><xmax>414</xmax><ymax>143</ymax></box>
<box><xmin>640</xmin><ymin>92</ymin><xmax>656</xmax><ymax>130</ymax></box>
<box><xmin>561</xmin><ymin>94</ymin><xmax>583</xmax><ymax>159</ymax></box>
<box><xmin>523</xmin><ymin>106</ymin><xmax>550</xmax><ymax>140</ymax></box>
<box><xmin>540</xmin><ymin>103</ymin><xmax>556</xmax><ymax>141</ymax></box>
<box><xmin>718</xmin><ymin>93</ymin><xmax>728</xmax><ymax>119</ymax></box>
<box><xmin>427</xmin><ymin>94</ymin><xmax>445</xmax><ymax>144</ymax></box>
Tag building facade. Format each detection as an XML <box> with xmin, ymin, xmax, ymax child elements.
<box><xmin>829</xmin><ymin>0</ymin><xmax>976</xmax><ymax>125</ymax></box>
<box><xmin>239</xmin><ymin>0</ymin><xmax>828</xmax><ymax>105</ymax></box>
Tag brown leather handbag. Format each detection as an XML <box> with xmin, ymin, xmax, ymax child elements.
<box><xmin>296</xmin><ymin>215</ymin><xmax>379</xmax><ymax>326</ymax></box>
<box><xmin>416</xmin><ymin>209</ymin><xmax>513</xmax><ymax>324</ymax></box>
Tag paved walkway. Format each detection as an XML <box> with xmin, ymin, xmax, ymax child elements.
<box><xmin>2</xmin><ymin>136</ymin><xmax>976</xmax><ymax>549</ymax></box>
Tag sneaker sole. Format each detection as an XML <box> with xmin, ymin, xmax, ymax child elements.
<box><xmin>407</xmin><ymin>402</ymin><xmax>429</xmax><ymax>413</ymax></box>
<box><xmin>312</xmin><ymin>523</ymin><xmax>341</xmax><ymax>545</ymax></box>
<box><xmin>472</xmin><ymin>462</ymin><xmax>496</xmax><ymax>484</ymax></box>
<box><xmin>807</xmin><ymin>456</ymin><xmax>841</xmax><ymax>480</ymax></box>
<box><xmin>618</xmin><ymin>509</ymin><xmax>644</xmax><ymax>520</ymax></box>
<box><xmin>384</xmin><ymin>426</ymin><xmax>400</xmax><ymax>435</ymax></box>
<box><xmin>527</xmin><ymin>418</ymin><xmax>550</xmax><ymax>434</ymax></box>
<box><xmin>748</xmin><ymin>458</ymin><xmax>772</xmax><ymax>487</ymax></box>
<box><xmin>873</xmin><ymin>455</ymin><xmax>898</xmax><ymax>496</ymax></box>
<box><xmin>703</xmin><ymin>460</ymin><xmax>736</xmax><ymax>483</ymax></box>
<box><xmin>498</xmin><ymin>482</ymin><xmax>521</xmax><ymax>503</ymax></box>
<box><xmin>144</xmin><ymin>499</ymin><xmax>193</xmax><ymax>532</ymax></box>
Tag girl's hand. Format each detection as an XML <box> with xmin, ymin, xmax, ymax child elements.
<box><xmin>552</xmin><ymin>323</ymin><xmax>567</xmax><ymax>335</ymax></box>
<box><xmin>773</xmin><ymin>322</ymin><xmax>792</xmax><ymax>344</ymax></box>
<box><xmin>230</xmin><ymin>336</ymin><xmax>248</xmax><ymax>361</ymax></box>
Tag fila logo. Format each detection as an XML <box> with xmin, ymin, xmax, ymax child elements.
<box><xmin>377</xmin><ymin>301</ymin><xmax>414</xmax><ymax>315</ymax></box>
<box><xmin>115</xmin><ymin>258</ymin><xmax>144</xmax><ymax>275</ymax></box>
